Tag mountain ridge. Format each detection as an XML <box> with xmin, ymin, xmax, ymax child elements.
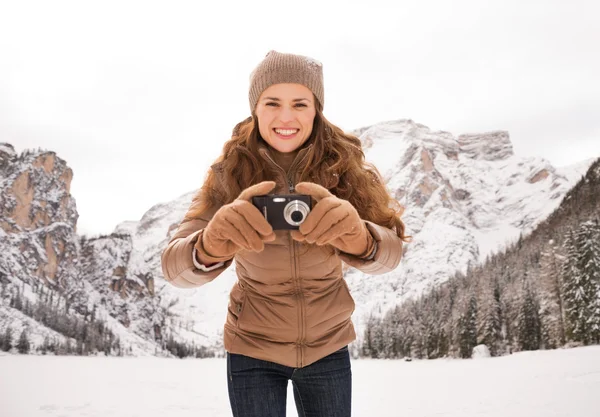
<box><xmin>0</xmin><ymin>120</ymin><xmax>596</xmax><ymax>356</ymax></box>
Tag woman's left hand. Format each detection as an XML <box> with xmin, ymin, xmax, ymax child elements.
<box><xmin>290</xmin><ymin>182</ymin><xmax>371</xmax><ymax>256</ymax></box>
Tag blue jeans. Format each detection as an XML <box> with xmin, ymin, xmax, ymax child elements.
<box><xmin>227</xmin><ymin>346</ymin><xmax>352</xmax><ymax>417</ymax></box>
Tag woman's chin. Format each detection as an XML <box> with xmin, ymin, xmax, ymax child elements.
<box><xmin>269</xmin><ymin>140</ymin><xmax>301</xmax><ymax>153</ymax></box>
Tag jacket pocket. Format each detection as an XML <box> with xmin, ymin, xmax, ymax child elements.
<box><xmin>235</xmin><ymin>292</ymin><xmax>247</xmax><ymax>326</ymax></box>
<box><xmin>227</xmin><ymin>284</ymin><xmax>247</xmax><ymax>328</ymax></box>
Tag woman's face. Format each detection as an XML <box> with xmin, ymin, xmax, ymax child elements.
<box><xmin>255</xmin><ymin>83</ymin><xmax>317</xmax><ymax>153</ymax></box>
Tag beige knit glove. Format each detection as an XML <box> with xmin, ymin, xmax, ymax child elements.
<box><xmin>196</xmin><ymin>181</ymin><xmax>277</xmax><ymax>261</ymax></box>
<box><xmin>290</xmin><ymin>182</ymin><xmax>374</xmax><ymax>257</ymax></box>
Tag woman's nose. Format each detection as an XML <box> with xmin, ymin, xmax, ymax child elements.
<box><xmin>278</xmin><ymin>106</ymin><xmax>294</xmax><ymax>123</ymax></box>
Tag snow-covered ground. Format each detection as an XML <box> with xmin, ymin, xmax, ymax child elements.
<box><xmin>1</xmin><ymin>346</ymin><xmax>599</xmax><ymax>417</ymax></box>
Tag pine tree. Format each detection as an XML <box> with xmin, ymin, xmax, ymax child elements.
<box><xmin>517</xmin><ymin>285</ymin><xmax>541</xmax><ymax>351</ymax></box>
<box><xmin>381</xmin><ymin>315</ymin><xmax>398</xmax><ymax>358</ymax></box>
<box><xmin>562</xmin><ymin>222</ymin><xmax>600</xmax><ymax>344</ymax></box>
<box><xmin>362</xmin><ymin>317</ymin><xmax>374</xmax><ymax>358</ymax></box>
<box><xmin>11</xmin><ymin>288</ymin><xmax>23</xmax><ymax>310</ymax></box>
<box><xmin>538</xmin><ymin>241</ymin><xmax>566</xmax><ymax>348</ymax></box>
<box><xmin>371</xmin><ymin>321</ymin><xmax>386</xmax><ymax>358</ymax></box>
<box><xmin>477</xmin><ymin>282</ymin><xmax>502</xmax><ymax>355</ymax></box>
<box><xmin>2</xmin><ymin>327</ymin><xmax>13</xmax><ymax>352</ymax></box>
<box><xmin>456</xmin><ymin>295</ymin><xmax>477</xmax><ymax>358</ymax></box>
<box><xmin>499</xmin><ymin>266</ymin><xmax>516</xmax><ymax>353</ymax></box>
<box><xmin>41</xmin><ymin>335</ymin><xmax>50</xmax><ymax>354</ymax></box>
<box><xmin>17</xmin><ymin>329</ymin><xmax>31</xmax><ymax>354</ymax></box>
<box><xmin>576</xmin><ymin>221</ymin><xmax>600</xmax><ymax>343</ymax></box>
<box><xmin>410</xmin><ymin>320</ymin><xmax>425</xmax><ymax>359</ymax></box>
<box><xmin>562</xmin><ymin>230</ymin><xmax>588</xmax><ymax>343</ymax></box>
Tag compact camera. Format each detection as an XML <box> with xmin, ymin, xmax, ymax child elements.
<box><xmin>252</xmin><ymin>194</ymin><xmax>312</xmax><ymax>230</ymax></box>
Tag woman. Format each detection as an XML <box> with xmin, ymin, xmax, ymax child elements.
<box><xmin>161</xmin><ymin>50</ymin><xmax>408</xmax><ymax>417</ymax></box>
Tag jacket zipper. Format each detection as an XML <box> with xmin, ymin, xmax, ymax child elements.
<box><xmin>261</xmin><ymin>149</ymin><xmax>307</xmax><ymax>367</ymax></box>
<box><xmin>261</xmin><ymin>149</ymin><xmax>310</xmax><ymax>194</ymax></box>
<box><xmin>290</xmin><ymin>234</ymin><xmax>305</xmax><ymax>367</ymax></box>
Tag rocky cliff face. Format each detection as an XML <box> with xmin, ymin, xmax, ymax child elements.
<box><xmin>0</xmin><ymin>143</ymin><xmax>78</xmax><ymax>290</ymax></box>
<box><xmin>0</xmin><ymin>143</ymin><xmax>161</xmax><ymax>355</ymax></box>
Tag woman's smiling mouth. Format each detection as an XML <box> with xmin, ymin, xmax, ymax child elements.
<box><xmin>273</xmin><ymin>128</ymin><xmax>299</xmax><ymax>139</ymax></box>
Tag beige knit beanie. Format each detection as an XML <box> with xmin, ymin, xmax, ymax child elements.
<box><xmin>249</xmin><ymin>50</ymin><xmax>324</xmax><ymax>112</ymax></box>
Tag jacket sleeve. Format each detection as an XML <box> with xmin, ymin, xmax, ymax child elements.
<box><xmin>337</xmin><ymin>220</ymin><xmax>403</xmax><ymax>275</ymax></box>
<box><xmin>160</xmin><ymin>200</ymin><xmax>233</xmax><ymax>289</ymax></box>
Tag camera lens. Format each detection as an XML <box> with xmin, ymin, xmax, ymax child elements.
<box><xmin>290</xmin><ymin>210</ymin><xmax>304</xmax><ymax>223</ymax></box>
<box><xmin>284</xmin><ymin>200</ymin><xmax>310</xmax><ymax>226</ymax></box>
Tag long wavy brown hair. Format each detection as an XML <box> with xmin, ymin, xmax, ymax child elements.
<box><xmin>185</xmin><ymin>102</ymin><xmax>409</xmax><ymax>241</ymax></box>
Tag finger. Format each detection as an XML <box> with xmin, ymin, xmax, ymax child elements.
<box><xmin>294</xmin><ymin>182</ymin><xmax>333</xmax><ymax>203</ymax></box>
<box><xmin>304</xmin><ymin>206</ymin><xmax>349</xmax><ymax>244</ymax></box>
<box><xmin>298</xmin><ymin>196</ymin><xmax>341</xmax><ymax>236</ymax></box>
<box><xmin>315</xmin><ymin>216</ymin><xmax>355</xmax><ymax>245</ymax></box>
<box><xmin>232</xmin><ymin>201</ymin><xmax>274</xmax><ymax>237</ymax></box>
<box><xmin>290</xmin><ymin>230</ymin><xmax>306</xmax><ymax>242</ymax></box>
<box><xmin>262</xmin><ymin>232</ymin><xmax>276</xmax><ymax>242</ymax></box>
<box><xmin>222</xmin><ymin>210</ymin><xmax>264</xmax><ymax>251</ymax></box>
<box><xmin>237</xmin><ymin>181</ymin><xmax>277</xmax><ymax>201</ymax></box>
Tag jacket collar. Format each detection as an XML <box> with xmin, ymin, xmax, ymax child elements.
<box><xmin>257</xmin><ymin>140</ymin><xmax>313</xmax><ymax>178</ymax></box>
<box><xmin>210</xmin><ymin>141</ymin><xmax>314</xmax><ymax>192</ymax></box>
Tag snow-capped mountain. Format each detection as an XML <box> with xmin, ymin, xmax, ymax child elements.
<box><xmin>347</xmin><ymin>119</ymin><xmax>594</xmax><ymax>331</ymax></box>
<box><xmin>0</xmin><ymin>119</ymin><xmax>595</xmax><ymax>355</ymax></box>
<box><xmin>0</xmin><ymin>143</ymin><xmax>158</xmax><ymax>355</ymax></box>
<box><xmin>117</xmin><ymin>119</ymin><xmax>594</xmax><ymax>350</ymax></box>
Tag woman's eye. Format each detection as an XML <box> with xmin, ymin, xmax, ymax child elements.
<box><xmin>265</xmin><ymin>102</ymin><xmax>307</xmax><ymax>108</ymax></box>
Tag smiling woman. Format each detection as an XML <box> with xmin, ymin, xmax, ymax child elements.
<box><xmin>255</xmin><ymin>84</ymin><xmax>317</xmax><ymax>154</ymax></box>
<box><xmin>161</xmin><ymin>50</ymin><xmax>410</xmax><ymax>417</ymax></box>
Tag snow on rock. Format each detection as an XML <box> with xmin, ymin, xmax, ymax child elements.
<box><xmin>472</xmin><ymin>344</ymin><xmax>491</xmax><ymax>359</ymax></box>
<box><xmin>458</xmin><ymin>131</ymin><xmax>514</xmax><ymax>161</ymax></box>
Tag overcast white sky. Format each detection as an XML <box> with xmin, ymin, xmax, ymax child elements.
<box><xmin>1</xmin><ymin>0</ymin><xmax>599</xmax><ymax>236</ymax></box>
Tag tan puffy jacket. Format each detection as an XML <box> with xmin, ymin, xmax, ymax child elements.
<box><xmin>161</xmin><ymin>144</ymin><xmax>404</xmax><ymax>367</ymax></box>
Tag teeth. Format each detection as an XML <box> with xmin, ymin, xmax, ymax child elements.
<box><xmin>275</xmin><ymin>129</ymin><xmax>298</xmax><ymax>135</ymax></box>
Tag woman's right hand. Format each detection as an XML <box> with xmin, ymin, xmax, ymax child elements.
<box><xmin>196</xmin><ymin>181</ymin><xmax>277</xmax><ymax>260</ymax></box>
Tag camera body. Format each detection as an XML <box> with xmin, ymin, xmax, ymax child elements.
<box><xmin>252</xmin><ymin>194</ymin><xmax>312</xmax><ymax>230</ymax></box>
